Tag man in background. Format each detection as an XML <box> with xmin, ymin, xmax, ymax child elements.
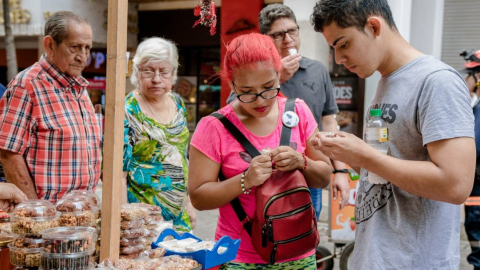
<box><xmin>0</xmin><ymin>11</ymin><xmax>102</xmax><ymax>203</ymax></box>
<box><xmin>460</xmin><ymin>49</ymin><xmax>480</xmax><ymax>270</ymax></box>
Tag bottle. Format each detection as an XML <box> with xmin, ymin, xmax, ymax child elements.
<box><xmin>365</xmin><ymin>109</ymin><xmax>389</xmax><ymax>184</ymax></box>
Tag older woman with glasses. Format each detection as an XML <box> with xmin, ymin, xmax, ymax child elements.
<box><xmin>188</xmin><ymin>33</ymin><xmax>333</xmax><ymax>269</ymax></box>
<box><xmin>123</xmin><ymin>37</ymin><xmax>195</xmax><ymax>232</ymax></box>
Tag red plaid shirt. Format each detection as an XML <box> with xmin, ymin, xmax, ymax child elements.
<box><xmin>0</xmin><ymin>56</ymin><xmax>103</xmax><ymax>203</ymax></box>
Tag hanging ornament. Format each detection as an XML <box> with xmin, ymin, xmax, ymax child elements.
<box><xmin>193</xmin><ymin>0</ymin><xmax>217</xmax><ymax>36</ymax></box>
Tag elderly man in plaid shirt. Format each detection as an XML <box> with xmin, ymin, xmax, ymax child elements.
<box><xmin>0</xmin><ymin>11</ymin><xmax>102</xmax><ymax>203</ymax></box>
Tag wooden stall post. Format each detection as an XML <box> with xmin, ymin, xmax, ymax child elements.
<box><xmin>100</xmin><ymin>0</ymin><xmax>128</xmax><ymax>261</ymax></box>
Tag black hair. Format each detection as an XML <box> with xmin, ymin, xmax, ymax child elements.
<box><xmin>311</xmin><ymin>0</ymin><xmax>397</xmax><ymax>33</ymax></box>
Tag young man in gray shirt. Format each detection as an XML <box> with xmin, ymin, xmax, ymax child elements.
<box><xmin>227</xmin><ymin>4</ymin><xmax>350</xmax><ymax>216</ymax></box>
<box><xmin>312</xmin><ymin>0</ymin><xmax>475</xmax><ymax>269</ymax></box>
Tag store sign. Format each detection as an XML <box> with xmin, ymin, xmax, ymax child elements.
<box><xmin>0</xmin><ymin>0</ymin><xmax>31</xmax><ymax>24</ymax></box>
<box><xmin>334</xmin><ymin>84</ymin><xmax>353</xmax><ymax>105</ymax></box>
<box><xmin>86</xmin><ymin>52</ymin><xmax>106</xmax><ymax>70</ymax></box>
<box><xmin>86</xmin><ymin>79</ymin><xmax>106</xmax><ymax>90</ymax></box>
<box><xmin>331</xmin><ymin>76</ymin><xmax>359</xmax><ymax>111</ymax></box>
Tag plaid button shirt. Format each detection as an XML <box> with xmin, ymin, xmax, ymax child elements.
<box><xmin>0</xmin><ymin>55</ymin><xmax>103</xmax><ymax>203</ymax></box>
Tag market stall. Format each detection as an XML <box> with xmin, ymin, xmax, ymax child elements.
<box><xmin>0</xmin><ymin>1</ymin><xmax>239</xmax><ymax>269</ymax></box>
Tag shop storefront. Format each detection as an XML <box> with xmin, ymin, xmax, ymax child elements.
<box><xmin>0</xmin><ymin>0</ymin><xmax>138</xmax><ymax>100</ymax></box>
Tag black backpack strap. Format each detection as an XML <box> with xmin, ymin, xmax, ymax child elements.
<box><xmin>279</xmin><ymin>98</ymin><xmax>296</xmax><ymax>146</ymax></box>
<box><xmin>211</xmin><ymin>112</ymin><xmax>254</xmax><ymax>235</ymax></box>
<box><xmin>211</xmin><ymin>113</ymin><xmax>261</xmax><ymax>157</ymax></box>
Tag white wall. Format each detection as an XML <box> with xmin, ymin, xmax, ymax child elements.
<box><xmin>410</xmin><ymin>0</ymin><xmax>444</xmax><ymax>59</ymax></box>
<box><xmin>283</xmin><ymin>0</ymin><xmax>330</xmax><ymax>66</ymax></box>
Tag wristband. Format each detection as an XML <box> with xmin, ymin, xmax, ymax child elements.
<box><xmin>333</xmin><ymin>169</ymin><xmax>349</xmax><ymax>174</ymax></box>
<box><xmin>241</xmin><ymin>169</ymin><xmax>251</xmax><ymax>195</ymax></box>
<box><xmin>301</xmin><ymin>152</ymin><xmax>307</xmax><ymax>170</ymax></box>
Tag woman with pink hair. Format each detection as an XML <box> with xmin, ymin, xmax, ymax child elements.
<box><xmin>188</xmin><ymin>33</ymin><xmax>333</xmax><ymax>269</ymax></box>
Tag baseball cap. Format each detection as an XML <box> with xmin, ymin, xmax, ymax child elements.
<box><xmin>459</xmin><ymin>50</ymin><xmax>480</xmax><ymax>74</ymax></box>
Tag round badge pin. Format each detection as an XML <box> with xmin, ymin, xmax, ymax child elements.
<box><xmin>282</xmin><ymin>111</ymin><xmax>299</xmax><ymax>128</ymax></box>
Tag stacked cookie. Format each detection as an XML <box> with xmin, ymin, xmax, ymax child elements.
<box><xmin>119</xmin><ymin>205</ymin><xmax>149</xmax><ymax>259</ymax></box>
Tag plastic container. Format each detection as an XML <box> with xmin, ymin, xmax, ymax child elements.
<box><xmin>56</xmin><ymin>197</ymin><xmax>97</xmax><ymax>212</ymax></box>
<box><xmin>56</xmin><ymin>197</ymin><xmax>99</xmax><ymax>227</ymax></box>
<box><xmin>11</xmin><ymin>200</ymin><xmax>58</xmax><ymax>236</ymax></box>
<box><xmin>365</xmin><ymin>109</ymin><xmax>389</xmax><ymax>184</ymax></box>
<box><xmin>40</xmin><ymin>227</ymin><xmax>97</xmax><ymax>254</ymax></box>
<box><xmin>64</xmin><ymin>190</ymin><xmax>100</xmax><ymax>207</ymax></box>
<box><xmin>12</xmin><ymin>200</ymin><xmax>56</xmax><ymax>218</ymax></box>
<box><xmin>40</xmin><ymin>250</ymin><xmax>94</xmax><ymax>270</ymax></box>
<box><xmin>8</xmin><ymin>243</ymin><xmax>42</xmax><ymax>267</ymax></box>
<box><xmin>12</xmin><ymin>236</ymin><xmax>43</xmax><ymax>248</ymax></box>
<box><xmin>152</xmin><ymin>228</ymin><xmax>240</xmax><ymax>270</ymax></box>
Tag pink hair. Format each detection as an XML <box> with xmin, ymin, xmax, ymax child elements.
<box><xmin>221</xmin><ymin>33</ymin><xmax>282</xmax><ymax>82</ymax></box>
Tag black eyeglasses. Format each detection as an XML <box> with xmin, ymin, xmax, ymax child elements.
<box><xmin>268</xmin><ymin>26</ymin><xmax>300</xmax><ymax>41</ymax></box>
<box><xmin>233</xmin><ymin>83</ymin><xmax>280</xmax><ymax>103</ymax></box>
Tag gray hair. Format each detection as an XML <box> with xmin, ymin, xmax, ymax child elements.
<box><xmin>259</xmin><ymin>4</ymin><xmax>297</xmax><ymax>34</ymax></box>
<box><xmin>130</xmin><ymin>37</ymin><xmax>179</xmax><ymax>87</ymax></box>
<box><xmin>44</xmin><ymin>11</ymin><xmax>90</xmax><ymax>44</ymax></box>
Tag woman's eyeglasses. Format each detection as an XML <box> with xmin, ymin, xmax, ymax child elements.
<box><xmin>139</xmin><ymin>70</ymin><xmax>174</xmax><ymax>80</ymax></box>
<box><xmin>233</xmin><ymin>83</ymin><xmax>280</xmax><ymax>103</ymax></box>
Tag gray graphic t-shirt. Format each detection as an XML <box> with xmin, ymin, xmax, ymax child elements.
<box><xmin>352</xmin><ymin>56</ymin><xmax>474</xmax><ymax>270</ymax></box>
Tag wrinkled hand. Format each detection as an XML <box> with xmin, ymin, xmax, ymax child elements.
<box><xmin>313</xmin><ymin>131</ymin><xmax>368</xmax><ymax>167</ymax></box>
<box><xmin>0</xmin><ymin>183</ymin><xmax>28</xmax><ymax>212</ymax></box>
<box><xmin>280</xmin><ymin>54</ymin><xmax>301</xmax><ymax>83</ymax></box>
<box><xmin>332</xmin><ymin>173</ymin><xmax>350</xmax><ymax>210</ymax></box>
<box><xmin>186</xmin><ymin>199</ymin><xmax>197</xmax><ymax>230</ymax></box>
<box><xmin>245</xmin><ymin>154</ymin><xmax>273</xmax><ymax>188</ymax></box>
<box><xmin>271</xmin><ymin>146</ymin><xmax>304</xmax><ymax>171</ymax></box>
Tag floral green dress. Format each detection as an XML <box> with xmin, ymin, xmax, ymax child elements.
<box><xmin>123</xmin><ymin>92</ymin><xmax>191</xmax><ymax>232</ymax></box>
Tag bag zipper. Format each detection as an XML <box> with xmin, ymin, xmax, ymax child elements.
<box><xmin>267</xmin><ymin>202</ymin><xmax>312</xmax><ymax>221</ymax></box>
<box><xmin>262</xmin><ymin>187</ymin><xmax>310</xmax><ymax>218</ymax></box>
<box><xmin>265</xmin><ymin>202</ymin><xmax>312</xmax><ymax>243</ymax></box>
<box><xmin>269</xmin><ymin>227</ymin><xmax>315</xmax><ymax>264</ymax></box>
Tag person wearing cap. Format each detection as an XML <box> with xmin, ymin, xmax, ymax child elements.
<box><xmin>460</xmin><ymin>49</ymin><xmax>480</xmax><ymax>270</ymax></box>
<box><xmin>226</xmin><ymin>4</ymin><xmax>350</xmax><ymax>218</ymax></box>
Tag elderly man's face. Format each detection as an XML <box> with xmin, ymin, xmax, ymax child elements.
<box><xmin>50</xmin><ymin>22</ymin><xmax>92</xmax><ymax>77</ymax></box>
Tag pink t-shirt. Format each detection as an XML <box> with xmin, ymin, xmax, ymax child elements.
<box><xmin>190</xmin><ymin>97</ymin><xmax>317</xmax><ymax>264</ymax></box>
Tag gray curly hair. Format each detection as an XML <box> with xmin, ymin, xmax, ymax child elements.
<box><xmin>259</xmin><ymin>4</ymin><xmax>297</xmax><ymax>34</ymax></box>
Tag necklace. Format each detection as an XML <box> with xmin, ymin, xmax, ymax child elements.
<box><xmin>138</xmin><ymin>90</ymin><xmax>172</xmax><ymax>125</ymax></box>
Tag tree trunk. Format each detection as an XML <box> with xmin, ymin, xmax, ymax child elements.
<box><xmin>3</xmin><ymin>0</ymin><xmax>18</xmax><ymax>81</ymax></box>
